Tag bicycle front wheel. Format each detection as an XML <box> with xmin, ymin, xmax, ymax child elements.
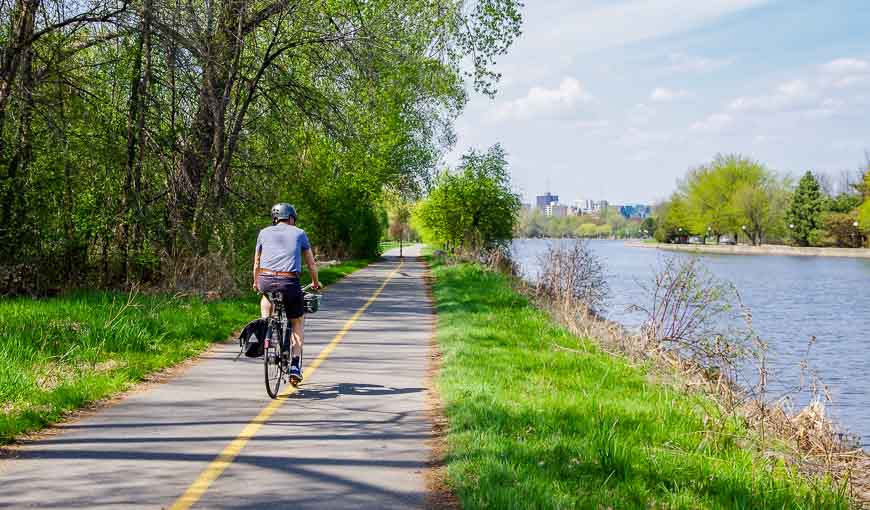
<box><xmin>264</xmin><ymin>325</ymin><xmax>283</xmax><ymax>399</ymax></box>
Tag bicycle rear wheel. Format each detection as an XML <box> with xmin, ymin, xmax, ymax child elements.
<box><xmin>264</xmin><ymin>324</ymin><xmax>283</xmax><ymax>399</ymax></box>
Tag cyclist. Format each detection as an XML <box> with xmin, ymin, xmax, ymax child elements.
<box><xmin>253</xmin><ymin>203</ymin><xmax>321</xmax><ymax>384</ymax></box>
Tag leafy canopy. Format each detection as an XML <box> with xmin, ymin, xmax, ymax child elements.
<box><xmin>414</xmin><ymin>143</ymin><xmax>520</xmax><ymax>252</ymax></box>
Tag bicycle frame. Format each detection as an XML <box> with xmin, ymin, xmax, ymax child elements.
<box><xmin>262</xmin><ymin>284</ymin><xmax>319</xmax><ymax>397</ymax></box>
<box><xmin>264</xmin><ymin>294</ymin><xmax>289</xmax><ymax>353</ymax></box>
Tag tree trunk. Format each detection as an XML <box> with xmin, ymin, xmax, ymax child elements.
<box><xmin>122</xmin><ymin>0</ymin><xmax>154</xmax><ymax>279</ymax></box>
<box><xmin>0</xmin><ymin>0</ymin><xmax>39</xmax><ymax>258</ymax></box>
<box><xmin>173</xmin><ymin>0</ymin><xmax>247</xmax><ymax>253</ymax></box>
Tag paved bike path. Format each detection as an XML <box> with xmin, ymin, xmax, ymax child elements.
<box><xmin>0</xmin><ymin>248</ymin><xmax>434</xmax><ymax>509</ymax></box>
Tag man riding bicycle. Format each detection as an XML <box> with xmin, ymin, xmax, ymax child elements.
<box><xmin>253</xmin><ymin>203</ymin><xmax>321</xmax><ymax>385</ymax></box>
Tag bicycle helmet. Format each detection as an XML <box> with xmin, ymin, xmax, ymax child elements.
<box><xmin>271</xmin><ymin>203</ymin><xmax>297</xmax><ymax>222</ymax></box>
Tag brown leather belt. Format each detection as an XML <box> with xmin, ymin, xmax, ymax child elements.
<box><xmin>258</xmin><ymin>269</ymin><xmax>299</xmax><ymax>278</ymax></box>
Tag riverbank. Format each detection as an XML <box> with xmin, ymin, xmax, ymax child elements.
<box><xmin>626</xmin><ymin>240</ymin><xmax>870</xmax><ymax>259</ymax></box>
<box><xmin>429</xmin><ymin>258</ymin><xmax>852</xmax><ymax>508</ymax></box>
<box><xmin>0</xmin><ymin>258</ymin><xmax>373</xmax><ymax>444</ymax></box>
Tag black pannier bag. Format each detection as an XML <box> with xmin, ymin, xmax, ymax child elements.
<box><xmin>239</xmin><ymin>318</ymin><xmax>268</xmax><ymax>358</ymax></box>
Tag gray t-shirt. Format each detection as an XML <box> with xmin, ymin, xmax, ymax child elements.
<box><xmin>256</xmin><ymin>224</ymin><xmax>311</xmax><ymax>273</ymax></box>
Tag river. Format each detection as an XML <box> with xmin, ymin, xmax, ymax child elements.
<box><xmin>512</xmin><ymin>238</ymin><xmax>870</xmax><ymax>447</ymax></box>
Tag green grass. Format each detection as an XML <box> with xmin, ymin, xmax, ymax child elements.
<box><xmin>0</xmin><ymin>258</ymin><xmax>372</xmax><ymax>444</ymax></box>
<box><xmin>431</xmin><ymin>261</ymin><xmax>848</xmax><ymax>509</ymax></box>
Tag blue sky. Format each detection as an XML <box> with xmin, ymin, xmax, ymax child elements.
<box><xmin>448</xmin><ymin>0</ymin><xmax>870</xmax><ymax>205</ymax></box>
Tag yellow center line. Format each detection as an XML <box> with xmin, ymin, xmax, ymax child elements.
<box><xmin>169</xmin><ymin>260</ymin><xmax>404</xmax><ymax>510</ymax></box>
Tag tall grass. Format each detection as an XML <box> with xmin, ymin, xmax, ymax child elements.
<box><xmin>431</xmin><ymin>261</ymin><xmax>850</xmax><ymax>509</ymax></box>
<box><xmin>0</xmin><ymin>258</ymin><xmax>372</xmax><ymax>443</ymax></box>
<box><xmin>0</xmin><ymin>291</ymin><xmax>256</xmax><ymax>442</ymax></box>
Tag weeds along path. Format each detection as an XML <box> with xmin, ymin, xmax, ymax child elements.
<box><xmin>0</xmin><ymin>249</ymin><xmax>435</xmax><ymax>509</ymax></box>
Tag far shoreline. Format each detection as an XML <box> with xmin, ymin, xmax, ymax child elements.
<box><xmin>623</xmin><ymin>240</ymin><xmax>870</xmax><ymax>260</ymax></box>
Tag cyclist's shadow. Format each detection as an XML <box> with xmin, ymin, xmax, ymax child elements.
<box><xmin>292</xmin><ymin>383</ymin><xmax>424</xmax><ymax>401</ymax></box>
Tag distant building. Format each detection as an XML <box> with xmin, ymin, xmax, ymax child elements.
<box><xmin>544</xmin><ymin>204</ymin><xmax>569</xmax><ymax>218</ymax></box>
<box><xmin>535</xmin><ymin>192</ymin><xmax>559</xmax><ymax>210</ymax></box>
<box><xmin>619</xmin><ymin>204</ymin><xmax>651</xmax><ymax>219</ymax></box>
<box><xmin>520</xmin><ymin>203</ymin><xmax>532</xmax><ymax>212</ymax></box>
<box><xmin>575</xmin><ymin>199</ymin><xmax>609</xmax><ymax>216</ymax></box>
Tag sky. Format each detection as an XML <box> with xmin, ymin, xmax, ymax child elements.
<box><xmin>447</xmin><ymin>0</ymin><xmax>870</xmax><ymax>206</ymax></box>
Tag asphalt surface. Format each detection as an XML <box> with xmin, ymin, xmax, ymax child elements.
<box><xmin>0</xmin><ymin>247</ymin><xmax>433</xmax><ymax>509</ymax></box>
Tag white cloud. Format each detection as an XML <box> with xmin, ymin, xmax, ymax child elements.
<box><xmin>819</xmin><ymin>57</ymin><xmax>870</xmax><ymax>88</ymax></box>
<box><xmin>822</xmin><ymin>58</ymin><xmax>870</xmax><ymax>75</ymax></box>
<box><xmin>649</xmin><ymin>87</ymin><xmax>692</xmax><ymax>102</ymax></box>
<box><xmin>628</xmin><ymin>103</ymin><xmax>654</xmax><ymax>125</ymax></box>
<box><xmin>628</xmin><ymin>150</ymin><xmax>656</xmax><ymax>162</ymax></box>
<box><xmin>618</xmin><ymin>127</ymin><xmax>674</xmax><ymax>147</ymax></box>
<box><xmin>533</xmin><ymin>0</ymin><xmax>770</xmax><ymax>54</ymax></box>
<box><xmin>831</xmin><ymin>139</ymin><xmax>866</xmax><ymax>152</ymax></box>
<box><xmin>752</xmin><ymin>134</ymin><xmax>782</xmax><ymax>145</ymax></box>
<box><xmin>728</xmin><ymin>79</ymin><xmax>816</xmax><ymax>113</ymax></box>
<box><xmin>691</xmin><ymin>113</ymin><xmax>733</xmax><ymax>133</ymax></box>
<box><xmin>575</xmin><ymin>120</ymin><xmax>609</xmax><ymax>129</ymax></box>
<box><xmin>665</xmin><ymin>53</ymin><xmax>733</xmax><ymax>73</ymax></box>
<box><xmin>573</xmin><ymin>120</ymin><xmax>611</xmax><ymax>135</ymax></box>
<box><xmin>492</xmin><ymin>78</ymin><xmax>593</xmax><ymax>121</ymax></box>
<box><xmin>803</xmin><ymin>97</ymin><xmax>846</xmax><ymax>119</ymax></box>
<box><xmin>726</xmin><ymin>64</ymin><xmax>868</xmax><ymax>118</ymax></box>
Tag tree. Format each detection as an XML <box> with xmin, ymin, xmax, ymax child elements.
<box><xmin>786</xmin><ymin>171</ymin><xmax>826</xmax><ymax>246</ymax></box>
<box><xmin>0</xmin><ymin>0</ymin><xmax>526</xmax><ymax>293</ymax></box>
<box><xmin>819</xmin><ymin>212</ymin><xmax>862</xmax><ymax>247</ymax></box>
<box><xmin>732</xmin><ymin>177</ymin><xmax>789</xmax><ymax>246</ymax></box>
<box><xmin>654</xmin><ymin>195</ymin><xmax>692</xmax><ymax>243</ymax></box>
<box><xmin>414</xmin><ymin>144</ymin><xmax>521</xmax><ymax>253</ymax></box>
<box><xmin>684</xmin><ymin>154</ymin><xmax>767</xmax><ymax>242</ymax></box>
<box><xmin>595</xmin><ymin>224</ymin><xmax>612</xmax><ymax>239</ymax></box>
<box><xmin>577</xmin><ymin>223</ymin><xmax>598</xmax><ymax>238</ymax></box>
<box><xmin>855</xmin><ymin>168</ymin><xmax>870</xmax><ymax>245</ymax></box>
<box><xmin>641</xmin><ymin>217</ymin><xmax>656</xmax><ymax>237</ymax></box>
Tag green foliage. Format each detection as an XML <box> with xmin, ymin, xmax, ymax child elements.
<box><xmin>859</xmin><ymin>202</ymin><xmax>870</xmax><ymax>237</ymax></box>
<box><xmin>656</xmin><ymin>155</ymin><xmax>789</xmax><ymax>245</ymax></box>
<box><xmin>827</xmin><ymin>193</ymin><xmax>862</xmax><ymax>214</ymax></box>
<box><xmin>819</xmin><ymin>212</ymin><xmax>862</xmax><ymax>248</ymax></box>
<box><xmin>578</xmin><ymin>222</ymin><xmax>598</xmax><ymax>237</ymax></box>
<box><xmin>654</xmin><ymin>195</ymin><xmax>693</xmax><ymax>242</ymax></box>
<box><xmin>857</xmin><ymin>171</ymin><xmax>870</xmax><ymax>241</ymax></box>
<box><xmin>641</xmin><ymin>216</ymin><xmax>656</xmax><ymax>235</ymax></box>
<box><xmin>414</xmin><ymin>144</ymin><xmax>520</xmax><ymax>252</ymax></box>
<box><xmin>515</xmin><ymin>209</ymin><xmax>645</xmax><ymax>239</ymax></box>
<box><xmin>0</xmin><ymin>0</ymin><xmax>525</xmax><ymax>292</ymax></box>
<box><xmin>786</xmin><ymin>172</ymin><xmax>827</xmax><ymax>246</ymax></box>
<box><xmin>656</xmin><ymin>157</ymin><xmax>870</xmax><ymax>248</ymax></box>
<box><xmin>430</xmin><ymin>261</ymin><xmax>849</xmax><ymax>509</ymax></box>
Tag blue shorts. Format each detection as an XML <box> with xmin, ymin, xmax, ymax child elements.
<box><xmin>258</xmin><ymin>275</ymin><xmax>304</xmax><ymax>319</ymax></box>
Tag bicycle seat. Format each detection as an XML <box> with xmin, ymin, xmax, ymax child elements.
<box><xmin>265</xmin><ymin>292</ymin><xmax>283</xmax><ymax>303</ymax></box>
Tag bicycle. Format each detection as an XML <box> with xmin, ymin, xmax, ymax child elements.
<box><xmin>263</xmin><ymin>284</ymin><xmax>321</xmax><ymax>398</ymax></box>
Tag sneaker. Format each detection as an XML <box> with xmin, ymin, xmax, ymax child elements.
<box><xmin>288</xmin><ymin>364</ymin><xmax>303</xmax><ymax>386</ymax></box>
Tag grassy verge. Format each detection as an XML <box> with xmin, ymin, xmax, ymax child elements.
<box><xmin>0</xmin><ymin>258</ymin><xmax>371</xmax><ymax>444</ymax></box>
<box><xmin>431</xmin><ymin>261</ymin><xmax>847</xmax><ymax>509</ymax></box>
